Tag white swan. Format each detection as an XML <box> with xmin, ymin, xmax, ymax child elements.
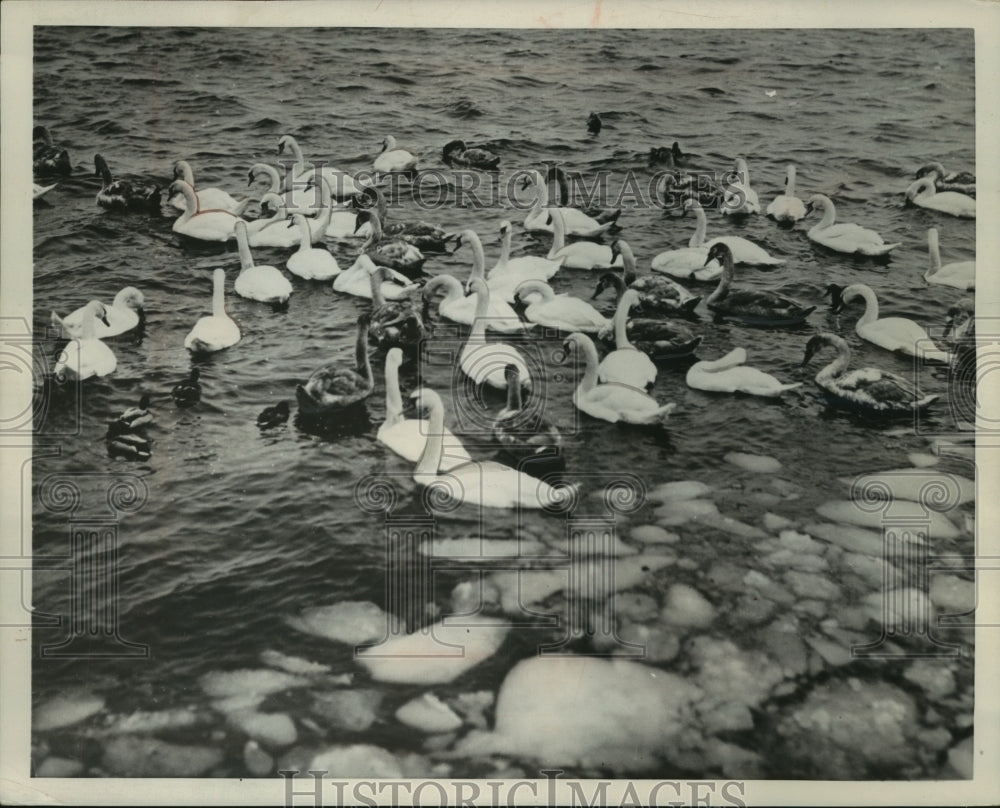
<box><xmin>377</xmin><ymin>349</ymin><xmax>472</xmax><ymax>471</ymax></box>
<box><xmin>546</xmin><ymin>208</ymin><xmax>623</xmax><ymax>270</ymax></box>
<box><xmin>54</xmin><ymin>287</ymin><xmax>144</xmax><ymax>339</ymax></box>
<box><xmin>286</xmin><ymin>214</ymin><xmax>342</xmax><ymax>280</ymax></box>
<box><xmin>721</xmin><ymin>157</ymin><xmax>761</xmax><ymax>216</ymax></box>
<box><xmin>522</xmin><ymin>170</ymin><xmax>614</xmax><ymax>237</ymax></box>
<box><xmin>765</xmin><ymin>164</ymin><xmax>807</xmax><ymax>224</ymax></box>
<box><xmin>597</xmin><ymin>289</ymin><xmax>657</xmax><ymax>387</ymax></box>
<box><xmin>830</xmin><ymin>282</ymin><xmax>951</xmax><ymax>363</ymax></box>
<box><xmin>276</xmin><ymin>134</ymin><xmax>360</xmax><ymax>200</ymax></box>
<box><xmin>489</xmin><ymin>219</ymin><xmax>563</xmax><ymax>295</ymax></box>
<box><xmin>924</xmin><ymin>228</ymin><xmax>974</xmax><ymax>291</ymax></box>
<box><xmin>169</xmin><ymin>180</ymin><xmax>239</xmax><ymax>242</ymax></box>
<box><xmin>905</xmin><ymin>177</ymin><xmax>975</xmax><ymax>219</ymax></box>
<box><xmin>453</xmin><ymin>230</ymin><xmax>530</xmax><ymax>331</ymax></box>
<box><xmin>333</xmin><ymin>254</ymin><xmax>417</xmax><ymax>301</ymax></box>
<box><xmin>411</xmin><ymin>387</ymin><xmax>571</xmax><ymax>510</ymax></box>
<box><xmin>424</xmin><ymin>274</ymin><xmax>525</xmax><ymax>333</ymax></box>
<box><xmin>651</xmin><ymin>198</ymin><xmax>783</xmax><ymax>279</ymax></box>
<box><xmin>513</xmin><ymin>279</ymin><xmax>610</xmax><ymax>334</ymax></box>
<box><xmin>563</xmin><ymin>332</ymin><xmax>675</xmax><ymax>425</ymax></box>
<box><xmin>686</xmin><ymin>347</ymin><xmax>801</xmax><ymax>397</ymax></box>
<box><xmin>804</xmin><ymin>194</ymin><xmax>900</xmax><ymax>256</ymax></box>
<box><xmin>247</xmin><ymin>162</ymin><xmax>324</xmax><ymax>214</ymax></box>
<box><xmin>233</xmin><ymin>220</ymin><xmax>293</xmax><ymax>304</ymax></box>
<box><xmin>373</xmin><ymin>135</ymin><xmax>418</xmax><ymax>174</ymax></box>
<box><xmin>184</xmin><ymin>268</ymin><xmax>241</xmax><ymax>353</ymax></box>
<box><xmin>53</xmin><ymin>301</ymin><xmax>117</xmax><ymax>381</ymax></box>
<box><xmin>461</xmin><ymin>278</ymin><xmax>532</xmax><ymax>390</ymax></box>
<box><xmin>33</xmin><ymin>183</ymin><xmax>57</xmax><ymax>200</ymax></box>
<box><xmin>169</xmin><ymin>160</ymin><xmax>247</xmax><ymax>214</ymax></box>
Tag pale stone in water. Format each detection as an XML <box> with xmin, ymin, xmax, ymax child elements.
<box><xmin>863</xmin><ymin>588</ymin><xmax>932</xmax><ymax>630</ymax></box>
<box><xmin>724</xmin><ymin>452</ymin><xmax>782</xmax><ymax>474</ymax></box>
<box><xmin>357</xmin><ymin>618</ymin><xmax>509</xmax><ymax>684</ymax></box>
<box><xmin>35</xmin><ymin>691</ymin><xmax>105</xmax><ymax>732</ymax></box>
<box><xmin>35</xmin><ymin>756</ymin><xmax>84</xmax><ymax>777</ymax></box>
<box><xmin>612</xmin><ymin>621</ymin><xmax>681</xmax><ymax>662</ymax></box>
<box><xmin>700</xmin><ymin>700</ymin><xmax>754</xmax><ymax>734</ymax></box>
<box><xmin>908</xmin><ymin>452</ymin><xmax>939</xmax><ymax>468</ymax></box>
<box><xmin>450</xmin><ymin>691</ymin><xmax>494</xmax><ymax>730</ymax></box>
<box><xmin>395</xmin><ymin>693</ymin><xmax>463</xmax><ymax>734</ymax></box>
<box><xmin>805</xmin><ymin>636</ymin><xmax>852</xmax><ymax>667</ymax></box>
<box><xmin>840</xmin><ymin>552</ymin><xmax>889</xmax><ymax>588</ymax></box>
<box><xmin>804</xmin><ymin>522</ymin><xmax>886</xmax><ymax>556</ymax></box>
<box><xmin>904</xmin><ymin>659</ymin><xmax>956</xmax><ymax>699</ymax></box>
<box><xmin>757</xmin><ymin>620</ymin><xmax>809</xmax><ymax>677</ymax></box>
<box><xmin>285</xmin><ymin>601</ymin><xmax>389</xmax><ymax>646</ymax></box>
<box><xmin>244</xmin><ymin>740</ymin><xmax>273</xmax><ymax>776</ymax></box>
<box><xmin>654</xmin><ymin>498</ymin><xmax>719</xmax><ymax>526</ymax></box>
<box><xmin>689</xmin><ymin>637</ymin><xmax>784</xmax><ymax>710</ymax></box>
<box><xmin>816</xmin><ymin>500</ymin><xmax>958</xmax><ymax>539</ymax></box>
<box><xmin>647</xmin><ymin>480</ymin><xmax>712</xmax><ymax>502</ymax></box>
<box><xmin>310</xmin><ymin>689</ymin><xmax>381</xmax><ymax>732</ymax></box>
<box><xmin>452</xmin><ymin>656</ymin><xmax>701</xmax><ymax>771</ymax></box>
<box><xmin>784</xmin><ymin>571</ymin><xmax>841</xmax><ymax>601</ymax></box>
<box><xmin>308</xmin><ymin>744</ymin><xmax>404</xmax><ymax>778</ymax></box>
<box><xmin>660</xmin><ymin>583</ymin><xmax>715</xmax><ymax>628</ymax></box>
<box><xmin>420</xmin><ymin>537</ymin><xmax>547</xmax><ymax>558</ymax></box>
<box><xmin>229</xmin><ymin>710</ymin><xmax>297</xmax><ymax>748</ymax></box>
<box><xmin>104</xmin><ymin>707</ymin><xmax>203</xmax><ymax>735</ymax></box>
<box><xmin>630</xmin><ymin>524</ymin><xmax>679</xmax><ymax>544</ymax></box>
<box><xmin>763</xmin><ymin>513</ymin><xmax>794</xmax><ymax>532</ymax></box>
<box><xmin>699</xmin><ymin>512</ymin><xmax>769</xmax><ymax>539</ymax></box>
<box><xmin>614</xmin><ymin>591</ymin><xmax>660</xmax><ymax>623</ymax></box>
<box><xmin>101</xmin><ymin>736</ymin><xmax>224</xmax><ymax>777</ymax></box>
<box><xmin>839</xmin><ymin>468</ymin><xmax>974</xmax><ymax>506</ymax></box>
<box><xmin>212</xmin><ymin>694</ymin><xmax>265</xmax><ymax>715</ymax></box>
<box><xmin>260</xmin><ymin>649</ymin><xmax>330</xmax><ymax>676</ymax></box>
<box><xmin>743</xmin><ymin>570</ymin><xmax>795</xmax><ymax>605</ymax></box>
<box><xmin>947</xmin><ymin>737</ymin><xmax>973</xmax><ymax>779</ymax></box>
<box><xmin>200</xmin><ymin>669</ymin><xmax>308</xmax><ymax>700</ymax></box>
<box><xmin>929</xmin><ymin>575</ymin><xmax>975</xmax><ymax>613</ymax></box>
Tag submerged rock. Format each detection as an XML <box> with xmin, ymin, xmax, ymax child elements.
<box><xmin>862</xmin><ymin>587</ymin><xmax>933</xmax><ymax>631</ymax></box>
<box><xmin>228</xmin><ymin>710</ymin><xmax>298</xmax><ymax>748</ymax></box>
<box><xmin>630</xmin><ymin>524</ymin><xmax>679</xmax><ymax>544</ymax></box>
<box><xmin>243</xmin><ymin>740</ymin><xmax>273</xmax><ymax>776</ymax></box>
<box><xmin>763</xmin><ymin>512</ymin><xmax>794</xmax><ymax>532</ymax></box>
<box><xmin>103</xmin><ymin>706</ymin><xmax>204</xmax><ymax>735</ymax></box>
<box><xmin>260</xmin><ymin>649</ymin><xmax>331</xmax><ymax>675</ymax></box>
<box><xmin>903</xmin><ymin>659</ymin><xmax>956</xmax><ymax>700</ymax></box>
<box><xmin>35</xmin><ymin>690</ymin><xmax>105</xmax><ymax>732</ymax></box>
<box><xmin>310</xmin><ymin>689</ymin><xmax>382</xmax><ymax>732</ymax></box>
<box><xmin>35</xmin><ymin>756</ymin><xmax>84</xmax><ymax>777</ymax></box>
<box><xmin>395</xmin><ymin>693</ymin><xmax>463</xmax><ymax>734</ymax></box>
<box><xmin>611</xmin><ymin>621</ymin><xmax>681</xmax><ymax>662</ymax></box>
<box><xmin>452</xmin><ymin>656</ymin><xmax>701</xmax><ymax>771</ymax></box>
<box><xmin>816</xmin><ymin>500</ymin><xmax>958</xmax><ymax>540</ymax></box>
<box><xmin>689</xmin><ymin>637</ymin><xmax>784</xmax><ymax>712</ymax></box>
<box><xmin>285</xmin><ymin>601</ymin><xmax>389</xmax><ymax>646</ymax></box>
<box><xmin>306</xmin><ymin>744</ymin><xmax>404</xmax><ymax>778</ymax></box>
<box><xmin>724</xmin><ymin>452</ymin><xmax>782</xmax><ymax>473</ymax></box>
<box><xmin>804</xmin><ymin>522</ymin><xmax>885</xmax><ymax>556</ymax></box>
<box><xmin>647</xmin><ymin>480</ymin><xmax>712</xmax><ymax>502</ymax></box>
<box><xmin>929</xmin><ymin>575</ymin><xmax>975</xmax><ymax>613</ymax></box>
<box><xmin>947</xmin><ymin>737</ymin><xmax>974</xmax><ymax>779</ymax></box>
<box><xmin>200</xmin><ymin>669</ymin><xmax>308</xmax><ymax>701</ymax></box>
<box><xmin>101</xmin><ymin>736</ymin><xmax>224</xmax><ymax>777</ymax></box>
<box><xmin>357</xmin><ymin>618</ymin><xmax>509</xmax><ymax>684</ymax></box>
<box><xmin>654</xmin><ymin>498</ymin><xmax>719</xmax><ymax>526</ymax></box>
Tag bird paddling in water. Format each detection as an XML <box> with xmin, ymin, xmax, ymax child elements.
<box><xmin>587</xmin><ymin>112</ymin><xmax>602</xmax><ymax>135</ymax></box>
<box><xmin>172</xmin><ymin>368</ymin><xmax>202</xmax><ymax>408</ymax></box>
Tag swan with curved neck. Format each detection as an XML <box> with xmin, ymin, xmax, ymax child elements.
<box><xmin>277</xmin><ymin>134</ymin><xmax>358</xmax><ymax>199</ymax></box>
<box><xmin>453</xmin><ymin>230</ymin><xmax>529</xmax><ymax>331</ymax></box>
<box><xmin>286</xmin><ymin>213</ymin><xmax>341</xmax><ymax>280</ymax></box>
<box><xmin>170</xmin><ymin>160</ymin><xmax>246</xmax><ymax>214</ymax></box>
<box><xmin>915</xmin><ymin>162</ymin><xmax>976</xmax><ymax>196</ymax></box>
<box><xmin>563</xmin><ymin>332</ymin><xmax>675</xmax><ymax>424</ymax></box>
<box><xmin>489</xmin><ymin>219</ymin><xmax>563</xmax><ymax>294</ymax></box>
<box><xmin>357</xmin><ymin>209</ymin><xmax>426</xmax><ymax>276</ymax></box>
<box><xmin>522</xmin><ymin>169</ymin><xmax>614</xmax><ymax>237</ymax></box>
<box><xmin>721</xmin><ymin>156</ymin><xmax>760</xmax><ymax>216</ymax></box>
<box><xmin>184</xmin><ymin>269</ymin><xmax>241</xmax><ymax>353</ymax></box>
<box><xmin>367</xmin><ymin>264</ymin><xmax>427</xmax><ymax>350</ymax></box>
<box><xmin>705</xmin><ymin>243</ymin><xmax>814</xmax><ymax>326</ymax></box>
<box><xmin>248</xmin><ymin>162</ymin><xmax>323</xmax><ymax>214</ymax></box>
<box><xmin>377</xmin><ymin>349</ymin><xmax>471</xmax><ymax>470</ymax></box>
<box><xmin>411</xmin><ymin>387</ymin><xmax>571</xmax><ymax>509</ymax></box>
<box><xmin>373</xmin><ymin>135</ymin><xmax>418</xmax><ymax>174</ymax></box>
<box><xmin>803</xmin><ymin>194</ymin><xmax>900</xmax><ymax>256</ymax></box>
<box><xmin>765</xmin><ymin>164</ymin><xmax>807</xmax><ymax>224</ymax></box>
<box><xmin>94</xmin><ymin>154</ymin><xmax>161</xmax><ymax>212</ymax></box>
<box><xmin>545</xmin><ymin>208</ymin><xmax>622</xmax><ymax>270</ymax></box>
<box><xmin>597</xmin><ymin>289</ymin><xmax>657</xmax><ymax>388</ymax></box>
<box><xmin>925</xmin><ymin>228</ymin><xmax>974</xmax><ymax>290</ymax></box>
<box><xmin>828</xmin><ymin>282</ymin><xmax>951</xmax><ymax>363</ymax></box>
<box><xmin>612</xmin><ymin>240</ymin><xmax>701</xmax><ymax>316</ymax></box>
<box><xmin>802</xmin><ymin>333</ymin><xmax>938</xmax><ymax>413</ymax></box>
<box><xmin>905</xmin><ymin>177</ymin><xmax>975</xmax><ymax>219</ymax></box>
<box><xmin>53</xmin><ymin>301</ymin><xmax>117</xmax><ymax>381</ymax></box>
<box><xmin>296</xmin><ymin>314</ymin><xmax>375</xmax><ymax>415</ymax></box>
<box><xmin>461</xmin><ymin>278</ymin><xmax>531</xmax><ymax>390</ymax></box>
<box><xmin>55</xmin><ymin>287</ymin><xmax>144</xmax><ymax>340</ymax></box>
<box><xmin>170</xmin><ymin>180</ymin><xmax>238</xmax><ymax>242</ymax></box>
<box><xmin>334</xmin><ymin>254</ymin><xmax>417</xmax><ymax>301</ymax></box>
<box><xmin>232</xmin><ymin>220</ymin><xmax>293</xmax><ymax>304</ymax></box>
<box><xmin>513</xmin><ymin>279</ymin><xmax>609</xmax><ymax>333</ymax></box>
<box><xmin>493</xmin><ymin>363</ymin><xmax>562</xmax><ymax>460</ymax></box>
<box><xmin>686</xmin><ymin>347</ymin><xmax>801</xmax><ymax>397</ymax></box>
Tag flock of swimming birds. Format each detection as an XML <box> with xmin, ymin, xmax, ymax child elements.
<box><xmin>34</xmin><ymin>120</ymin><xmax>976</xmax><ymax>506</ymax></box>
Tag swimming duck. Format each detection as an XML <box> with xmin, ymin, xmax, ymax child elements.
<box><xmin>94</xmin><ymin>154</ymin><xmax>161</xmax><ymax>212</ymax></box>
<box><xmin>169</xmin><ymin>160</ymin><xmax>249</xmax><ymax>215</ymax></box>
<box><xmin>704</xmin><ymin>244</ymin><xmax>815</xmax><ymax>327</ymax></box>
<box><xmin>721</xmin><ymin>157</ymin><xmax>761</xmax><ymax>216</ymax></box>
<box><xmin>411</xmin><ymin>387</ymin><xmax>572</xmax><ymax>510</ymax></box>
<box><xmin>493</xmin><ymin>363</ymin><xmax>562</xmax><ymax>460</ymax></box>
<box><xmin>171</xmin><ymin>368</ymin><xmax>202</xmax><ymax>408</ymax></box>
<box><xmin>802</xmin><ymin>333</ymin><xmax>938</xmax><ymax>414</ymax></box>
<box><xmin>368</xmin><ymin>264</ymin><xmax>427</xmax><ymax>352</ymax></box>
<box><xmin>490</xmin><ymin>219</ymin><xmax>563</xmax><ymax>294</ymax></box>
<box><xmin>649</xmin><ymin>142</ymin><xmax>685</xmax><ymax>165</ymax></box>
<box><xmin>257</xmin><ymin>401</ymin><xmax>291</xmax><ymax>429</ymax></box>
<box><xmin>924</xmin><ymin>228</ymin><xmax>974</xmax><ymax>291</ymax></box>
<box><xmin>587</xmin><ymin>113</ymin><xmax>602</xmax><ymax>135</ymax></box>
<box><xmin>803</xmin><ymin>194</ymin><xmax>900</xmax><ymax>256</ymax></box>
<box><xmin>545</xmin><ymin>208</ymin><xmax>623</xmax><ymax>271</ymax></box>
<box><xmin>113</xmin><ymin>394</ymin><xmax>154</xmax><ymax>430</ymax></box>
<box><xmin>765</xmin><ymin>164</ymin><xmax>808</xmax><ymax>224</ymax></box>
<box><xmin>377</xmin><ymin>348</ymin><xmax>472</xmax><ymax>471</ymax></box>
<box><xmin>53</xmin><ymin>287</ymin><xmax>144</xmax><ymax>339</ymax></box>
<box><xmin>686</xmin><ymin>347</ymin><xmax>801</xmax><ymax>397</ymax></box>
<box><xmin>599</xmin><ymin>241</ymin><xmax>701</xmax><ymax>317</ymax></box>
<box><xmin>373</xmin><ymin>135</ymin><xmax>418</xmax><ymax>174</ymax></box>
<box><xmin>827</xmin><ymin>282</ymin><xmax>951</xmax><ymax>363</ymax></box>
<box><xmin>333</xmin><ymin>254</ymin><xmax>419</xmax><ymax>301</ymax></box>
<box><xmin>905</xmin><ymin>177</ymin><xmax>975</xmax><ymax>219</ymax></box>
<box><xmin>286</xmin><ymin>214</ymin><xmax>342</xmax><ymax>281</ymax></box>
<box><xmin>461</xmin><ymin>279</ymin><xmax>532</xmax><ymax>390</ymax></box>
<box><xmin>356</xmin><ymin>209</ymin><xmax>427</xmax><ymax>277</ymax></box>
<box><xmin>597</xmin><ymin>289</ymin><xmax>658</xmax><ymax>388</ymax></box>
<box><xmin>442</xmin><ymin>139</ymin><xmax>500</xmax><ymax>170</ymax></box>
<box><xmin>423</xmin><ymin>274</ymin><xmax>525</xmax><ymax>333</ymax></box>
<box><xmin>562</xmin><ymin>332</ymin><xmax>676</xmax><ymax>425</ymax></box>
<box><xmin>915</xmin><ymin>162</ymin><xmax>975</xmax><ymax>197</ymax></box>
<box><xmin>522</xmin><ymin>170</ymin><xmax>615</xmax><ymax>237</ymax></box>
<box><xmin>184</xmin><ymin>269</ymin><xmax>241</xmax><ymax>353</ymax></box>
<box><xmin>276</xmin><ymin>134</ymin><xmax>360</xmax><ymax>200</ymax></box>
<box><xmin>513</xmin><ymin>279</ymin><xmax>610</xmax><ymax>333</ymax></box>
<box><xmin>33</xmin><ymin>126</ymin><xmax>71</xmax><ymax>175</ymax></box>
<box><xmin>233</xmin><ymin>220</ymin><xmax>293</xmax><ymax>304</ymax></box>
<box><xmin>105</xmin><ymin>429</ymin><xmax>151</xmax><ymax>462</ymax></box>
<box><xmin>296</xmin><ymin>313</ymin><xmax>375</xmax><ymax>416</ymax></box>
<box><xmin>169</xmin><ymin>180</ymin><xmax>239</xmax><ymax>242</ymax></box>
<box><xmin>53</xmin><ymin>301</ymin><xmax>117</xmax><ymax>382</ymax></box>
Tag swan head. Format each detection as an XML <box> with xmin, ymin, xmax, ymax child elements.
<box><xmin>276</xmin><ymin>135</ymin><xmax>295</xmax><ymax>155</ymax></box>
<box><xmin>915</xmin><ymin>161</ymin><xmax>946</xmax><ymax>181</ymax></box>
<box><xmin>905</xmin><ymin>177</ymin><xmax>935</xmax><ymax>201</ymax></box>
<box><xmin>114</xmin><ymin>287</ymin><xmax>145</xmax><ymax>311</ymax></box>
<box><xmin>591</xmin><ymin>271</ymin><xmax>624</xmax><ymax>300</ymax></box>
<box><xmin>386</xmin><ymin>347</ymin><xmax>404</xmax><ymax>370</ymax></box>
<box><xmin>259</xmin><ymin>192</ymin><xmax>285</xmax><ymax>215</ymax></box>
<box><xmin>409</xmin><ymin>386</ymin><xmax>442</xmax><ymax>415</ymax></box>
<box><xmin>442</xmin><ymin>140</ymin><xmax>467</xmax><ymax>163</ymax></box>
<box><xmin>354</xmin><ymin>208</ymin><xmax>382</xmax><ymax>233</ymax></box>
<box><xmin>620</xmin><ymin>289</ymin><xmax>642</xmax><ymax>309</ymax></box>
<box><xmin>381</xmin><ymin>135</ymin><xmax>398</xmax><ymax>153</ymax></box>
<box><xmin>824</xmin><ymin>283</ymin><xmax>847</xmax><ymax>313</ymax></box>
<box><xmin>172</xmin><ymin>160</ymin><xmax>193</xmax><ymax>181</ymax></box>
<box><xmin>137</xmin><ymin>393</ymin><xmax>151</xmax><ymax>410</ymax></box>
<box><xmin>705</xmin><ymin>242</ymin><xmax>733</xmax><ymax>267</ymax></box>
<box><xmin>467</xmin><ymin>277</ymin><xmax>489</xmax><ymax>299</ymax></box>
<box><xmin>802</xmin><ymin>194</ymin><xmax>830</xmax><ymax>217</ymax></box>
<box><xmin>802</xmin><ymin>333</ymin><xmax>847</xmax><ymax>367</ymax></box>
<box><xmin>498</xmin><ymin>220</ymin><xmax>512</xmax><ymax>240</ymax></box>
<box><xmin>85</xmin><ymin>300</ymin><xmax>111</xmax><ymax>327</ymax></box>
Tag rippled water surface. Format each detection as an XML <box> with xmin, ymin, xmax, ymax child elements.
<box><xmin>31</xmin><ymin>27</ymin><xmax>975</xmax><ymax>780</ymax></box>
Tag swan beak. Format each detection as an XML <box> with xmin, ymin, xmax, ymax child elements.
<box><xmin>99</xmin><ymin>313</ymin><xmax>110</xmax><ymax>327</ymax></box>
<box><xmin>286</xmin><ymin>217</ymin><xmax>295</xmax><ymax>229</ymax></box>
<box><xmin>803</xmin><ymin>202</ymin><xmax>814</xmax><ymax>216</ymax></box>
<box><xmin>519</xmin><ymin>176</ymin><xmax>531</xmax><ymax>192</ymax></box>
<box><xmin>246</xmin><ymin>170</ymin><xmax>255</xmax><ymax>187</ymax></box>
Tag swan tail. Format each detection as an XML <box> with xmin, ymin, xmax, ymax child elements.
<box><xmin>681</xmin><ymin>296</ymin><xmax>702</xmax><ymax>313</ymax></box>
<box><xmin>923</xmin><ymin>350</ymin><xmax>953</xmax><ymax>364</ymax></box>
<box><xmin>50</xmin><ymin>311</ymin><xmax>66</xmax><ymax>337</ymax></box>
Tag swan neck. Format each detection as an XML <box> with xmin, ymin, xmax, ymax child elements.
<box><xmin>505</xmin><ymin>370</ymin><xmax>523</xmax><ymax>411</ymax></box>
<box><xmin>707</xmin><ymin>252</ymin><xmax>734</xmax><ymax>303</ymax></box>
<box><xmin>818</xmin><ymin>339</ymin><xmax>852</xmax><ymax>380</ymax></box>
<box><xmin>385</xmin><ymin>358</ymin><xmax>403</xmax><ymax>421</ymax></box>
<box><xmin>177</xmin><ymin>182</ymin><xmax>199</xmax><ymax>217</ymax></box>
<box><xmin>295</xmin><ymin>216</ymin><xmax>313</xmax><ymax>252</ymax></box>
<box><xmin>785</xmin><ymin>165</ymin><xmax>797</xmax><ymax>197</ymax></box>
<box><xmin>854</xmin><ymin>287</ymin><xmax>879</xmax><ymax>324</ymax></box>
<box><xmin>550</xmin><ymin>209</ymin><xmax>566</xmax><ymax>253</ymax></box>
<box><xmin>235</xmin><ymin>225</ymin><xmax>254</xmax><ymax>270</ymax></box>
<box><xmin>212</xmin><ymin>274</ymin><xmax>226</xmax><ymax>317</ymax></box>
<box><xmin>369</xmin><ymin>268</ymin><xmax>387</xmax><ymax>307</ymax></box>
<box><xmin>578</xmin><ymin>338</ymin><xmax>600</xmax><ymax>393</ymax></box>
<box><xmin>468</xmin><ymin>233</ymin><xmax>486</xmax><ymax>280</ymax></box>
<box><xmin>927</xmin><ymin>229</ymin><xmax>942</xmax><ymax>273</ymax></box>
<box><xmin>96</xmin><ymin>157</ymin><xmax>113</xmax><ymax>187</ymax></box>
<box><xmin>819</xmin><ymin>199</ymin><xmax>836</xmax><ymax>228</ymax></box>
<box><xmin>258</xmin><ymin>164</ymin><xmax>281</xmax><ymax>193</ymax></box>
<box><xmin>613</xmin><ymin>294</ymin><xmax>633</xmax><ymax>349</ymax></box>
<box><xmin>691</xmin><ymin>205</ymin><xmax>707</xmax><ymax>247</ymax></box>
<box><xmin>414</xmin><ymin>397</ymin><xmax>444</xmax><ymax>476</ymax></box>
<box><xmin>355</xmin><ymin>320</ymin><xmax>373</xmax><ymax>383</ymax></box>
<box><xmin>498</xmin><ymin>228</ymin><xmax>512</xmax><ymax>266</ymax></box>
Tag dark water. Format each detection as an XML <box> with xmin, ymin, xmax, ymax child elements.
<box><xmin>31</xmin><ymin>27</ymin><xmax>975</xmax><ymax>779</ymax></box>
